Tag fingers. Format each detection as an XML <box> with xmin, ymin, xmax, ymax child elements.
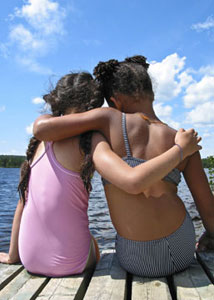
<box><xmin>186</xmin><ymin>128</ymin><xmax>195</xmax><ymax>134</ymax></box>
<box><xmin>185</xmin><ymin>128</ymin><xmax>202</xmax><ymax>143</ymax></box>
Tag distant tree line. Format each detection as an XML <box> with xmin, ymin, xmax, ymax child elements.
<box><xmin>202</xmin><ymin>156</ymin><xmax>214</xmax><ymax>169</ymax></box>
<box><xmin>204</xmin><ymin>156</ymin><xmax>214</xmax><ymax>191</ymax></box>
<box><xmin>0</xmin><ymin>155</ymin><xmax>26</xmax><ymax>168</ymax></box>
<box><xmin>0</xmin><ymin>154</ymin><xmax>213</xmax><ymax>169</ymax></box>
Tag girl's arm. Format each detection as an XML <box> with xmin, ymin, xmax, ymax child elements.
<box><xmin>33</xmin><ymin>108</ymin><xmax>116</xmax><ymax>141</ymax></box>
<box><xmin>183</xmin><ymin>152</ymin><xmax>214</xmax><ymax>251</ymax></box>
<box><xmin>91</xmin><ymin>129</ymin><xmax>201</xmax><ymax>195</ymax></box>
<box><xmin>0</xmin><ymin>199</ymin><xmax>24</xmax><ymax>264</ymax></box>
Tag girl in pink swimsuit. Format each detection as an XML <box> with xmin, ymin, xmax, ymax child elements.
<box><xmin>0</xmin><ymin>72</ymin><xmax>103</xmax><ymax>276</ymax></box>
<box><xmin>0</xmin><ymin>69</ymin><xmax>202</xmax><ymax>277</ymax></box>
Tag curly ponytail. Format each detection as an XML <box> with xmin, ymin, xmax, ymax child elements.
<box><xmin>79</xmin><ymin>132</ymin><xmax>94</xmax><ymax>193</ymax></box>
<box><xmin>18</xmin><ymin>137</ymin><xmax>40</xmax><ymax>204</ymax></box>
<box><xmin>93</xmin><ymin>55</ymin><xmax>154</xmax><ymax>103</ymax></box>
<box><xmin>78</xmin><ymin>75</ymin><xmax>104</xmax><ymax>193</ymax></box>
<box><xmin>124</xmin><ymin>55</ymin><xmax>149</xmax><ymax>70</ymax></box>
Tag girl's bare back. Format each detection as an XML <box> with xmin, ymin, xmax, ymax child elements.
<box><xmin>105</xmin><ymin>112</ymin><xmax>187</xmax><ymax>240</ymax></box>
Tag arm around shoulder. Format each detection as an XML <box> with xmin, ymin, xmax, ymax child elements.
<box><xmin>91</xmin><ymin>131</ymin><xmax>198</xmax><ymax>194</ymax></box>
<box><xmin>33</xmin><ymin>108</ymin><xmax>115</xmax><ymax>141</ymax></box>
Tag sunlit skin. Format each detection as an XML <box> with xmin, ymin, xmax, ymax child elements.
<box><xmin>0</xmin><ymin>91</ymin><xmax>212</xmax><ymax>265</ymax></box>
<box><xmin>32</xmin><ymin>93</ymin><xmax>214</xmax><ymax>250</ymax></box>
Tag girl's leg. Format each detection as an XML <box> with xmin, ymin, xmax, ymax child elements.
<box><xmin>83</xmin><ymin>236</ymin><xmax>100</xmax><ymax>271</ymax></box>
<box><xmin>91</xmin><ymin>235</ymin><xmax>100</xmax><ymax>262</ymax></box>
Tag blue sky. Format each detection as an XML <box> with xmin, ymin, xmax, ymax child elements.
<box><xmin>0</xmin><ymin>0</ymin><xmax>214</xmax><ymax>158</ymax></box>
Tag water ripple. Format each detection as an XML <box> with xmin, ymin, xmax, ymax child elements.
<box><xmin>0</xmin><ymin>169</ymin><xmax>208</xmax><ymax>252</ymax></box>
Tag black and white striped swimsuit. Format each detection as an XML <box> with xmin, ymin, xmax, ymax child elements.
<box><xmin>102</xmin><ymin>113</ymin><xmax>181</xmax><ymax>186</ymax></box>
<box><xmin>108</xmin><ymin>113</ymin><xmax>196</xmax><ymax>277</ymax></box>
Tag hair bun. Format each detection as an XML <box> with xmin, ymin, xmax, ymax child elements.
<box><xmin>125</xmin><ymin>55</ymin><xmax>149</xmax><ymax>70</ymax></box>
<box><xmin>93</xmin><ymin>59</ymin><xmax>119</xmax><ymax>81</ymax></box>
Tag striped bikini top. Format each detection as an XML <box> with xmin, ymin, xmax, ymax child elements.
<box><xmin>102</xmin><ymin>113</ymin><xmax>181</xmax><ymax>186</ymax></box>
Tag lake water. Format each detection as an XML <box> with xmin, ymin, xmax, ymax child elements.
<box><xmin>0</xmin><ymin>168</ymin><xmax>206</xmax><ymax>253</ymax></box>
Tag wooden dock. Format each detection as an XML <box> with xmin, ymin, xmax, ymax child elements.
<box><xmin>0</xmin><ymin>250</ymin><xmax>214</xmax><ymax>300</ymax></box>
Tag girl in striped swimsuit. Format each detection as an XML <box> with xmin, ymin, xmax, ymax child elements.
<box><xmin>31</xmin><ymin>56</ymin><xmax>214</xmax><ymax>277</ymax></box>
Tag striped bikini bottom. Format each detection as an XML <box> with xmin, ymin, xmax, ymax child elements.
<box><xmin>115</xmin><ymin>212</ymin><xmax>196</xmax><ymax>277</ymax></box>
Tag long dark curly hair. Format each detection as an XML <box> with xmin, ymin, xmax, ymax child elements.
<box><xmin>93</xmin><ymin>55</ymin><xmax>154</xmax><ymax>106</ymax></box>
<box><xmin>18</xmin><ymin>72</ymin><xmax>104</xmax><ymax>203</ymax></box>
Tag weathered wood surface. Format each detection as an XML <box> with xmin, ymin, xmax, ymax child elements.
<box><xmin>0</xmin><ymin>251</ymin><xmax>214</xmax><ymax>300</ymax></box>
<box><xmin>37</xmin><ymin>269</ymin><xmax>93</xmax><ymax>300</ymax></box>
<box><xmin>173</xmin><ymin>256</ymin><xmax>214</xmax><ymax>300</ymax></box>
<box><xmin>0</xmin><ymin>263</ymin><xmax>23</xmax><ymax>290</ymax></box>
<box><xmin>37</xmin><ymin>277</ymin><xmax>83</xmax><ymax>300</ymax></box>
<box><xmin>132</xmin><ymin>276</ymin><xmax>172</xmax><ymax>300</ymax></box>
<box><xmin>196</xmin><ymin>251</ymin><xmax>214</xmax><ymax>283</ymax></box>
<box><xmin>84</xmin><ymin>250</ymin><xmax>127</xmax><ymax>300</ymax></box>
<box><xmin>0</xmin><ymin>268</ymin><xmax>49</xmax><ymax>300</ymax></box>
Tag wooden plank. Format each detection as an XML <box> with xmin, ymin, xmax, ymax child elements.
<box><xmin>132</xmin><ymin>276</ymin><xmax>172</xmax><ymax>300</ymax></box>
<box><xmin>3</xmin><ymin>269</ymin><xmax>49</xmax><ymax>300</ymax></box>
<box><xmin>84</xmin><ymin>251</ymin><xmax>127</xmax><ymax>300</ymax></box>
<box><xmin>173</xmin><ymin>257</ymin><xmax>214</xmax><ymax>300</ymax></box>
<box><xmin>37</xmin><ymin>270</ymin><xmax>93</xmax><ymax>300</ymax></box>
<box><xmin>196</xmin><ymin>252</ymin><xmax>214</xmax><ymax>283</ymax></box>
<box><xmin>0</xmin><ymin>264</ymin><xmax>23</xmax><ymax>290</ymax></box>
<box><xmin>0</xmin><ymin>269</ymin><xmax>37</xmax><ymax>300</ymax></box>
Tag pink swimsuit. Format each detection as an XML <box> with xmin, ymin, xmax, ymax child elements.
<box><xmin>19</xmin><ymin>142</ymin><xmax>91</xmax><ymax>276</ymax></box>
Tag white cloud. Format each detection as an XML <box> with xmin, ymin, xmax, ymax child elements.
<box><xmin>178</xmin><ymin>70</ymin><xmax>193</xmax><ymax>88</ymax></box>
<box><xmin>32</xmin><ymin>97</ymin><xmax>44</xmax><ymax>104</ymax></box>
<box><xmin>154</xmin><ymin>102</ymin><xmax>172</xmax><ymax>117</ymax></box>
<box><xmin>199</xmin><ymin>65</ymin><xmax>214</xmax><ymax>76</ymax></box>
<box><xmin>192</xmin><ymin>16</ymin><xmax>214</xmax><ymax>31</ymax></box>
<box><xmin>149</xmin><ymin>53</ymin><xmax>193</xmax><ymax>101</ymax></box>
<box><xmin>16</xmin><ymin>56</ymin><xmax>52</xmax><ymax>74</ymax></box>
<box><xmin>167</xmin><ymin>120</ymin><xmax>180</xmax><ymax>130</ymax></box>
<box><xmin>0</xmin><ymin>106</ymin><xmax>6</xmax><ymax>112</ymax></box>
<box><xmin>3</xmin><ymin>0</ymin><xmax>67</xmax><ymax>73</ymax></box>
<box><xmin>9</xmin><ymin>24</ymin><xmax>46</xmax><ymax>53</ymax></box>
<box><xmin>153</xmin><ymin>102</ymin><xmax>180</xmax><ymax>130</ymax></box>
<box><xmin>14</xmin><ymin>0</ymin><xmax>66</xmax><ymax>35</ymax></box>
<box><xmin>183</xmin><ymin>76</ymin><xmax>214</xmax><ymax>108</ymax></box>
<box><xmin>186</xmin><ymin>101</ymin><xmax>214</xmax><ymax>125</ymax></box>
<box><xmin>26</xmin><ymin>122</ymin><xmax>33</xmax><ymax>135</ymax></box>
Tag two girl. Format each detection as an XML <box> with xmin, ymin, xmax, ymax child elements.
<box><xmin>32</xmin><ymin>56</ymin><xmax>214</xmax><ymax>277</ymax></box>
<box><xmin>0</xmin><ymin>66</ymin><xmax>200</xmax><ymax>277</ymax></box>
<box><xmin>0</xmin><ymin>70</ymin><xmax>200</xmax><ymax>277</ymax></box>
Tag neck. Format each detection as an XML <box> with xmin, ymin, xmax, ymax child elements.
<box><xmin>120</xmin><ymin>96</ymin><xmax>158</xmax><ymax>119</ymax></box>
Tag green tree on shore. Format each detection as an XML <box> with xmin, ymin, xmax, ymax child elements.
<box><xmin>0</xmin><ymin>155</ymin><xmax>213</xmax><ymax>168</ymax></box>
<box><xmin>0</xmin><ymin>155</ymin><xmax>26</xmax><ymax>168</ymax></box>
<box><xmin>206</xmin><ymin>156</ymin><xmax>214</xmax><ymax>191</ymax></box>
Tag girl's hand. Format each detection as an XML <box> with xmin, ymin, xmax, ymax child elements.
<box><xmin>0</xmin><ymin>252</ymin><xmax>20</xmax><ymax>264</ymax></box>
<box><xmin>175</xmin><ymin>128</ymin><xmax>202</xmax><ymax>159</ymax></box>
<box><xmin>196</xmin><ymin>231</ymin><xmax>214</xmax><ymax>252</ymax></box>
